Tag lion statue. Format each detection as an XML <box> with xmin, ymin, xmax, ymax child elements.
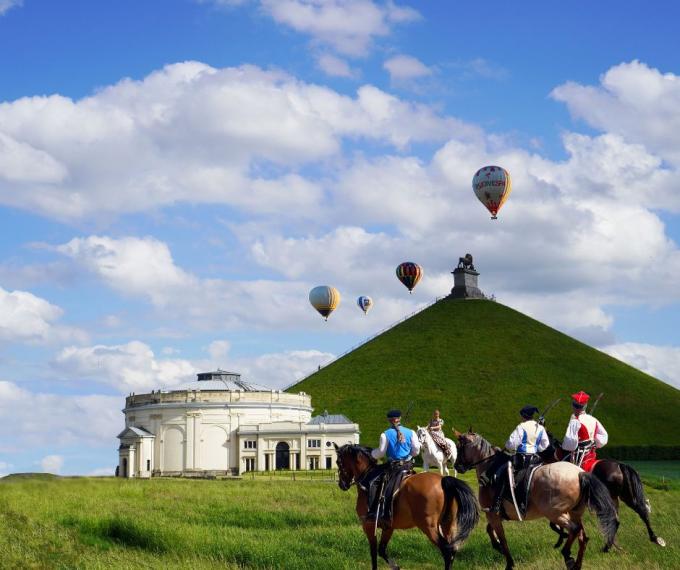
<box><xmin>457</xmin><ymin>253</ymin><xmax>475</xmax><ymax>271</ymax></box>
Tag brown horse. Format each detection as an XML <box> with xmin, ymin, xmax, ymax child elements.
<box><xmin>334</xmin><ymin>443</ymin><xmax>479</xmax><ymax>570</ymax></box>
<box><xmin>539</xmin><ymin>434</ymin><xmax>666</xmax><ymax>550</ymax></box>
<box><xmin>455</xmin><ymin>431</ymin><xmax>618</xmax><ymax>570</ymax></box>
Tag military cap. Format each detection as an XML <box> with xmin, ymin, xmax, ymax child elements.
<box><xmin>520</xmin><ymin>405</ymin><xmax>539</xmax><ymax>418</ymax></box>
<box><xmin>571</xmin><ymin>391</ymin><xmax>590</xmax><ymax>408</ymax></box>
<box><xmin>386</xmin><ymin>409</ymin><xmax>401</xmax><ymax>419</ymax></box>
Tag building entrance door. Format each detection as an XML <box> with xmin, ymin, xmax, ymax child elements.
<box><xmin>275</xmin><ymin>442</ymin><xmax>290</xmax><ymax>469</ymax></box>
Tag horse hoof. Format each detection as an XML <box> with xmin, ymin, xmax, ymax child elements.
<box><xmin>565</xmin><ymin>557</ymin><xmax>576</xmax><ymax>569</ymax></box>
<box><xmin>655</xmin><ymin>537</ymin><xmax>666</xmax><ymax>547</ymax></box>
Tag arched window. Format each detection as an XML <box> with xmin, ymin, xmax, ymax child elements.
<box><xmin>275</xmin><ymin>442</ymin><xmax>290</xmax><ymax>470</ymax></box>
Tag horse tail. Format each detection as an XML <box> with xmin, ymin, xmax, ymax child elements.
<box><xmin>619</xmin><ymin>462</ymin><xmax>648</xmax><ymax>513</ymax></box>
<box><xmin>579</xmin><ymin>471</ymin><xmax>619</xmax><ymax>548</ymax></box>
<box><xmin>439</xmin><ymin>476</ymin><xmax>480</xmax><ymax>548</ymax></box>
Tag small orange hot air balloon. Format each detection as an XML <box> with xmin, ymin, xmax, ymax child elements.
<box><xmin>472</xmin><ymin>165</ymin><xmax>512</xmax><ymax>219</ymax></box>
<box><xmin>396</xmin><ymin>262</ymin><xmax>422</xmax><ymax>293</ymax></box>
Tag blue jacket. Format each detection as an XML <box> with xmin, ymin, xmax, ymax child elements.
<box><xmin>384</xmin><ymin>426</ymin><xmax>415</xmax><ymax>461</ymax></box>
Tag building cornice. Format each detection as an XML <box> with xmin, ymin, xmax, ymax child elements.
<box><xmin>122</xmin><ymin>401</ymin><xmax>314</xmax><ymax>414</ymax></box>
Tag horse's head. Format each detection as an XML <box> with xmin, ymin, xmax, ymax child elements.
<box><xmin>334</xmin><ymin>443</ymin><xmax>375</xmax><ymax>491</ymax></box>
<box><xmin>415</xmin><ymin>425</ymin><xmax>428</xmax><ymax>443</ymax></box>
<box><xmin>454</xmin><ymin>428</ymin><xmax>493</xmax><ymax>473</ymax></box>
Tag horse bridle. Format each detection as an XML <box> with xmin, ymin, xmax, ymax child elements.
<box><xmin>456</xmin><ymin>435</ymin><xmax>501</xmax><ymax>473</ymax></box>
<box><xmin>336</xmin><ymin>446</ymin><xmax>374</xmax><ymax>489</ymax></box>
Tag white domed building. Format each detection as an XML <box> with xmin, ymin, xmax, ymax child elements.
<box><xmin>116</xmin><ymin>370</ymin><xmax>360</xmax><ymax>478</ymax></box>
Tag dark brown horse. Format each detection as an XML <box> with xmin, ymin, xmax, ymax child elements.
<box><xmin>334</xmin><ymin>443</ymin><xmax>479</xmax><ymax>570</ymax></box>
<box><xmin>540</xmin><ymin>434</ymin><xmax>666</xmax><ymax>550</ymax></box>
<box><xmin>456</xmin><ymin>430</ymin><xmax>618</xmax><ymax>570</ymax></box>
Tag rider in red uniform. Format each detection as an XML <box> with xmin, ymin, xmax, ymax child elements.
<box><xmin>561</xmin><ymin>391</ymin><xmax>608</xmax><ymax>472</ymax></box>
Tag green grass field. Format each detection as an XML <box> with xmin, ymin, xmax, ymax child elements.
<box><xmin>1</xmin><ymin>463</ymin><xmax>678</xmax><ymax>569</ymax></box>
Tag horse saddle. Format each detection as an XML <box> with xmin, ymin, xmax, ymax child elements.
<box><xmin>502</xmin><ymin>456</ymin><xmax>542</xmax><ymax>519</ymax></box>
<box><xmin>365</xmin><ymin>461</ymin><xmax>414</xmax><ymax>524</ymax></box>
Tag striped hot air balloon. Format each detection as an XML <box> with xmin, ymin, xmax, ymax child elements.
<box><xmin>357</xmin><ymin>296</ymin><xmax>373</xmax><ymax>314</ymax></box>
<box><xmin>396</xmin><ymin>262</ymin><xmax>422</xmax><ymax>294</ymax></box>
<box><xmin>472</xmin><ymin>165</ymin><xmax>512</xmax><ymax>219</ymax></box>
<box><xmin>309</xmin><ymin>285</ymin><xmax>341</xmax><ymax>321</ymax></box>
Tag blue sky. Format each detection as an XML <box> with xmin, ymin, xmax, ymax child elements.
<box><xmin>1</xmin><ymin>0</ymin><xmax>679</xmax><ymax>476</ymax></box>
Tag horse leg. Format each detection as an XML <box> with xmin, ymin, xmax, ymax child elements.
<box><xmin>486</xmin><ymin>522</ymin><xmax>503</xmax><ymax>553</ymax></box>
<box><xmin>488</xmin><ymin>515</ymin><xmax>514</xmax><ymax>569</ymax></box>
<box><xmin>378</xmin><ymin>527</ymin><xmax>400</xmax><ymax>570</ymax></box>
<box><xmin>620</xmin><ymin>488</ymin><xmax>666</xmax><ymax>547</ymax></box>
<box><xmin>362</xmin><ymin>522</ymin><xmax>379</xmax><ymax>570</ymax></box>
<box><xmin>418</xmin><ymin>522</ymin><xmax>456</xmax><ymax>570</ymax></box>
<box><xmin>602</xmin><ymin>496</ymin><xmax>619</xmax><ymax>553</ymax></box>
<box><xmin>550</xmin><ymin>522</ymin><xmax>568</xmax><ymax>549</ymax></box>
<box><xmin>573</xmin><ymin>524</ymin><xmax>589</xmax><ymax>570</ymax></box>
<box><xmin>558</xmin><ymin>520</ymin><xmax>580</xmax><ymax>569</ymax></box>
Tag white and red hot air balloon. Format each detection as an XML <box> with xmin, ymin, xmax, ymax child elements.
<box><xmin>472</xmin><ymin>165</ymin><xmax>512</xmax><ymax>219</ymax></box>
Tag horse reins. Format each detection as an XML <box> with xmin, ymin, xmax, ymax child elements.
<box><xmin>457</xmin><ymin>438</ymin><xmax>504</xmax><ymax>472</ymax></box>
<box><xmin>337</xmin><ymin>447</ymin><xmax>374</xmax><ymax>488</ymax></box>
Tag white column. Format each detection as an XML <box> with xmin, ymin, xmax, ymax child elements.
<box><xmin>185</xmin><ymin>413</ymin><xmax>194</xmax><ymax>470</ymax></box>
<box><xmin>193</xmin><ymin>412</ymin><xmax>202</xmax><ymax>470</ymax></box>
<box><xmin>150</xmin><ymin>413</ymin><xmax>162</xmax><ymax>473</ymax></box>
<box><xmin>129</xmin><ymin>445</ymin><xmax>136</xmax><ymax>478</ymax></box>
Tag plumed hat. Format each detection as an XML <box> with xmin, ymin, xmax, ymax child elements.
<box><xmin>571</xmin><ymin>391</ymin><xmax>590</xmax><ymax>408</ymax></box>
<box><xmin>386</xmin><ymin>409</ymin><xmax>401</xmax><ymax>419</ymax></box>
<box><xmin>520</xmin><ymin>405</ymin><xmax>539</xmax><ymax>418</ymax></box>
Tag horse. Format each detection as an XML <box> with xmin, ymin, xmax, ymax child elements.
<box><xmin>416</xmin><ymin>426</ymin><xmax>457</xmax><ymax>476</ymax></box>
<box><xmin>455</xmin><ymin>430</ymin><xmax>618</xmax><ymax>570</ymax></box>
<box><xmin>539</xmin><ymin>433</ymin><xmax>666</xmax><ymax>551</ymax></box>
<box><xmin>334</xmin><ymin>443</ymin><xmax>480</xmax><ymax>570</ymax></box>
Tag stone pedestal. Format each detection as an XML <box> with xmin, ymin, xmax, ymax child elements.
<box><xmin>450</xmin><ymin>268</ymin><xmax>484</xmax><ymax>299</ymax></box>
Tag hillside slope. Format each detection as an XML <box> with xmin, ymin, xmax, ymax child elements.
<box><xmin>288</xmin><ymin>299</ymin><xmax>680</xmax><ymax>448</ymax></box>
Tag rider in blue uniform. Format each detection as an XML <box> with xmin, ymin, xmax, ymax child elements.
<box><xmin>367</xmin><ymin>409</ymin><xmax>420</xmax><ymax>523</ymax></box>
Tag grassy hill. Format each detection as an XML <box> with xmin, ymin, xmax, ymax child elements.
<box><xmin>288</xmin><ymin>299</ymin><xmax>680</xmax><ymax>449</ymax></box>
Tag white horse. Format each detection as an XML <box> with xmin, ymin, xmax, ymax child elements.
<box><xmin>416</xmin><ymin>425</ymin><xmax>457</xmax><ymax>476</ymax></box>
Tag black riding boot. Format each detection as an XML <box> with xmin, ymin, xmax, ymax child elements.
<box><xmin>490</xmin><ymin>480</ymin><xmax>506</xmax><ymax>515</ymax></box>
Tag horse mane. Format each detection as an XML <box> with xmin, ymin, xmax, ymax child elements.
<box><xmin>471</xmin><ymin>433</ymin><xmax>497</xmax><ymax>458</ymax></box>
<box><xmin>339</xmin><ymin>443</ymin><xmax>376</xmax><ymax>466</ymax></box>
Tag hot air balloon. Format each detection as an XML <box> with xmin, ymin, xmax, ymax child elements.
<box><xmin>309</xmin><ymin>285</ymin><xmax>341</xmax><ymax>321</ymax></box>
<box><xmin>472</xmin><ymin>165</ymin><xmax>512</xmax><ymax>219</ymax></box>
<box><xmin>357</xmin><ymin>296</ymin><xmax>373</xmax><ymax>314</ymax></box>
<box><xmin>396</xmin><ymin>262</ymin><xmax>422</xmax><ymax>294</ymax></box>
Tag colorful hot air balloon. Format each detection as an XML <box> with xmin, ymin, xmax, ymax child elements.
<box><xmin>472</xmin><ymin>165</ymin><xmax>512</xmax><ymax>219</ymax></box>
<box><xmin>309</xmin><ymin>285</ymin><xmax>341</xmax><ymax>321</ymax></box>
<box><xmin>396</xmin><ymin>262</ymin><xmax>422</xmax><ymax>294</ymax></box>
<box><xmin>357</xmin><ymin>296</ymin><xmax>373</xmax><ymax>314</ymax></box>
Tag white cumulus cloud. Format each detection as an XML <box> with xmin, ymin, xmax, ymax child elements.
<box><xmin>602</xmin><ymin>343</ymin><xmax>680</xmax><ymax>390</ymax></box>
<box><xmin>552</xmin><ymin>60</ymin><xmax>680</xmax><ymax>167</ymax></box>
<box><xmin>260</xmin><ymin>0</ymin><xmax>420</xmax><ymax>57</ymax></box>
<box><xmin>40</xmin><ymin>455</ymin><xmax>64</xmax><ymax>474</ymax></box>
<box><xmin>52</xmin><ymin>341</ymin><xmax>198</xmax><ymax>393</ymax></box>
<box><xmin>317</xmin><ymin>53</ymin><xmax>356</xmax><ymax>78</ymax></box>
<box><xmin>0</xmin><ymin>286</ymin><xmax>85</xmax><ymax>344</ymax></box>
<box><xmin>0</xmin><ymin>0</ymin><xmax>22</xmax><ymax>16</ymax></box>
<box><xmin>0</xmin><ymin>62</ymin><xmax>465</xmax><ymax>222</ymax></box>
<box><xmin>384</xmin><ymin>54</ymin><xmax>432</xmax><ymax>81</ymax></box>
